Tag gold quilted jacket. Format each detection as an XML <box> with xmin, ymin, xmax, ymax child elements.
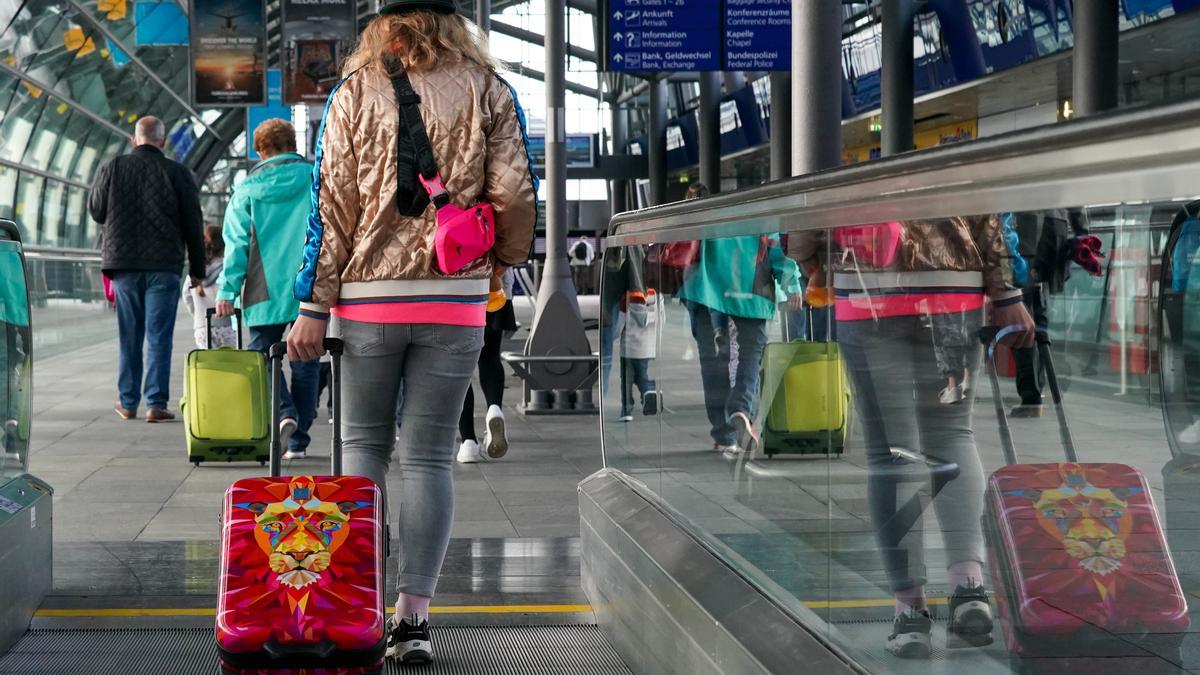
<box><xmin>788</xmin><ymin>216</ymin><xmax>1022</xmax><ymax>300</ymax></box>
<box><xmin>296</xmin><ymin>58</ymin><xmax>536</xmax><ymax>313</ymax></box>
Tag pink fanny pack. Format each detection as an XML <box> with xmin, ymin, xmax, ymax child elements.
<box><xmin>833</xmin><ymin>221</ymin><xmax>903</xmax><ymax>268</ymax></box>
<box><xmin>420</xmin><ymin>175</ymin><xmax>496</xmax><ymax>276</ymax></box>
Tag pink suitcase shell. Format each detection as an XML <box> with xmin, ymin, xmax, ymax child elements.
<box><xmin>215</xmin><ymin>339</ymin><xmax>386</xmax><ymax>674</ymax></box>
<box><xmin>217</xmin><ymin>475</ymin><xmax>385</xmax><ymax>673</ymax></box>
<box><xmin>981</xmin><ymin>328</ymin><xmax>1189</xmax><ymax>664</ymax></box>
<box><xmin>986</xmin><ymin>462</ymin><xmax>1189</xmax><ymax>654</ymax></box>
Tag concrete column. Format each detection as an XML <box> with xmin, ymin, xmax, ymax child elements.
<box><xmin>881</xmin><ymin>0</ymin><xmax>915</xmax><ymax>156</ymax></box>
<box><xmin>476</xmin><ymin>0</ymin><xmax>490</xmax><ymax>32</ymax></box>
<box><xmin>722</xmin><ymin>72</ymin><xmax>747</xmax><ymax>92</ymax></box>
<box><xmin>769</xmin><ymin>71</ymin><xmax>790</xmax><ymax>180</ymax></box>
<box><xmin>519</xmin><ymin>0</ymin><xmax>592</xmax><ymax>411</ymax></box>
<box><xmin>697</xmin><ymin>71</ymin><xmax>722</xmax><ymax>192</ymax></box>
<box><xmin>648</xmin><ymin>78</ymin><xmax>668</xmax><ymax>206</ymax></box>
<box><xmin>1073</xmin><ymin>0</ymin><xmax>1119</xmax><ymax>116</ymax></box>
<box><xmin>791</xmin><ymin>0</ymin><xmax>842</xmax><ymax>174</ymax></box>
<box><xmin>609</xmin><ymin>105</ymin><xmax>630</xmax><ymax>215</ymax></box>
<box><xmin>544</xmin><ymin>0</ymin><xmax>567</xmax><ymax>268</ymax></box>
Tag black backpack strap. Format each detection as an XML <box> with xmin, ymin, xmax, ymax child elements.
<box><xmin>389</xmin><ymin>65</ymin><xmax>451</xmax><ymax>211</ymax></box>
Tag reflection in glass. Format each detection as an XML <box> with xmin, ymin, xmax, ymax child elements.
<box><xmin>608</xmin><ymin>205</ymin><xmax>1200</xmax><ymax>672</ymax></box>
<box><xmin>0</xmin><ymin>224</ymin><xmax>32</xmax><ymax>478</ymax></box>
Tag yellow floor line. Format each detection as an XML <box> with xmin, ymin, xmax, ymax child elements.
<box><xmin>35</xmin><ymin>605</ymin><xmax>594</xmax><ymax>618</ymax></box>
<box><xmin>35</xmin><ymin>599</ymin><xmax>941</xmax><ymax>618</ymax></box>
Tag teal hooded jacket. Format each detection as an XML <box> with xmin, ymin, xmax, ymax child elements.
<box><xmin>217</xmin><ymin>153</ymin><xmax>313</xmax><ymax>327</ymax></box>
<box><xmin>678</xmin><ymin>234</ymin><xmax>803</xmax><ymax>320</ymax></box>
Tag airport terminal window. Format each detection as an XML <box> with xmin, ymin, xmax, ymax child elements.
<box><xmin>16</xmin><ymin>173</ymin><xmax>43</xmax><ymax>243</ymax></box>
<box><xmin>39</xmin><ymin>178</ymin><xmax>66</xmax><ymax>247</ymax></box>
<box><xmin>602</xmin><ymin>199</ymin><xmax>1200</xmax><ymax>672</ymax></box>
<box><xmin>23</xmin><ymin>111</ymin><xmax>64</xmax><ymax>171</ymax></box>
<box><xmin>0</xmin><ymin>91</ymin><xmax>43</xmax><ymax>163</ymax></box>
<box><xmin>49</xmin><ymin>114</ymin><xmax>87</xmax><ymax>177</ymax></box>
<box><xmin>0</xmin><ymin>167</ymin><xmax>15</xmax><ymax>221</ymax></box>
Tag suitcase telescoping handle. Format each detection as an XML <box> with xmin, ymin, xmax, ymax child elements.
<box><xmin>979</xmin><ymin>325</ymin><xmax>1077</xmax><ymax>465</ymax></box>
<box><xmin>267</xmin><ymin>338</ymin><xmax>344</xmax><ymax>478</ymax></box>
<box><xmin>205</xmin><ymin>307</ymin><xmax>243</xmax><ymax>350</ymax></box>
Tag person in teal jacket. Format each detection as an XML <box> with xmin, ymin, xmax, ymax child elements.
<box><xmin>215</xmin><ymin>119</ymin><xmax>319</xmax><ymax>460</ymax></box>
<box><xmin>678</xmin><ymin>227</ymin><xmax>803</xmax><ymax>454</ymax></box>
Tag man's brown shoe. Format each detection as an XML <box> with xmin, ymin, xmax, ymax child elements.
<box><xmin>114</xmin><ymin>403</ymin><xmax>136</xmax><ymax>420</ymax></box>
<box><xmin>145</xmin><ymin>408</ymin><xmax>176</xmax><ymax>423</ymax></box>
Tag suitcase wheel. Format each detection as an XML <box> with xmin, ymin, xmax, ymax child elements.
<box><xmin>191</xmin><ymin>460</ymin><xmax>200</xmax><ymax>467</ymax></box>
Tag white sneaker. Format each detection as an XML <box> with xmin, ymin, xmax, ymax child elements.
<box><xmin>717</xmin><ymin>443</ymin><xmax>741</xmax><ymax>455</ymax></box>
<box><xmin>279</xmin><ymin>417</ymin><xmax>298</xmax><ymax>453</ymax></box>
<box><xmin>939</xmin><ymin>384</ymin><xmax>965</xmax><ymax>405</ymax></box>
<box><xmin>484</xmin><ymin>405</ymin><xmax>509</xmax><ymax>459</ymax></box>
<box><xmin>456</xmin><ymin>439</ymin><xmax>485</xmax><ymax>464</ymax></box>
<box><xmin>729</xmin><ymin>411</ymin><xmax>760</xmax><ymax>454</ymax></box>
<box><xmin>283</xmin><ymin>448</ymin><xmax>306</xmax><ymax>460</ymax></box>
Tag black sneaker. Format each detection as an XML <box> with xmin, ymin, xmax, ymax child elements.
<box><xmin>946</xmin><ymin>583</ymin><xmax>994</xmax><ymax>648</ymax></box>
<box><xmin>386</xmin><ymin>613</ymin><xmax>432</xmax><ymax>665</ymax></box>
<box><xmin>642</xmin><ymin>391</ymin><xmax>661</xmax><ymax>416</ymax></box>
<box><xmin>887</xmin><ymin>609</ymin><xmax>932</xmax><ymax>659</ymax></box>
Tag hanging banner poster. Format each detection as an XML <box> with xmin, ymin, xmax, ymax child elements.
<box><xmin>190</xmin><ymin>0</ymin><xmax>267</xmax><ymax>107</ymax></box>
<box><xmin>281</xmin><ymin>0</ymin><xmax>356</xmax><ymax>104</ymax></box>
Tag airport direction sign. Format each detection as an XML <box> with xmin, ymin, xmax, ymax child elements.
<box><xmin>608</xmin><ymin>0</ymin><xmax>721</xmax><ymax>72</ymax></box>
<box><xmin>722</xmin><ymin>0</ymin><xmax>789</xmax><ymax>70</ymax></box>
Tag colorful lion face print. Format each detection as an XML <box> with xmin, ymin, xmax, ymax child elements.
<box><xmin>986</xmin><ymin>462</ymin><xmax>1189</xmax><ymax>638</ymax></box>
<box><xmin>238</xmin><ymin>477</ymin><xmax>369</xmax><ymax>589</ymax></box>
<box><xmin>217</xmin><ymin>475</ymin><xmax>385</xmax><ymax>657</ymax></box>
<box><xmin>1009</xmin><ymin>464</ymin><xmax>1138</xmax><ymax>576</ymax></box>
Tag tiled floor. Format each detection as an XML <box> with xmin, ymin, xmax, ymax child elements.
<box><xmin>30</xmin><ymin>311</ymin><xmax>601</xmax><ymax>547</ymax></box>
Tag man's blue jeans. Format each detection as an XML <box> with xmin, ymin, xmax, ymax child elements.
<box><xmin>248</xmin><ymin>324</ymin><xmax>319</xmax><ymax>452</ymax></box>
<box><xmin>686</xmin><ymin>301</ymin><xmax>767</xmax><ymax>446</ymax></box>
<box><xmin>111</xmin><ymin>271</ymin><xmax>180</xmax><ymax>411</ymax></box>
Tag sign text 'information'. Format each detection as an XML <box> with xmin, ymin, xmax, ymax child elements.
<box><xmin>607</xmin><ymin>0</ymin><xmax>789</xmax><ymax>72</ymax></box>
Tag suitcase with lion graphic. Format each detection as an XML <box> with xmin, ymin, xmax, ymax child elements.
<box><xmin>981</xmin><ymin>327</ymin><xmax>1189</xmax><ymax>672</ymax></box>
<box><xmin>216</xmin><ymin>339</ymin><xmax>387</xmax><ymax>674</ymax></box>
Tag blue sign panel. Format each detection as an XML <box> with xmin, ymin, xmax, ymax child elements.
<box><xmin>608</xmin><ymin>0</ymin><xmax>721</xmax><ymax>72</ymax></box>
<box><xmin>135</xmin><ymin>1</ymin><xmax>189</xmax><ymax>46</ymax></box>
<box><xmin>723</xmin><ymin>0</ymin><xmax>788</xmax><ymax>70</ymax></box>
<box><xmin>246</xmin><ymin>70</ymin><xmax>290</xmax><ymax>160</ymax></box>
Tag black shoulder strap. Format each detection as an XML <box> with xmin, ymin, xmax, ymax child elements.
<box><xmin>389</xmin><ymin>65</ymin><xmax>450</xmax><ymax>214</ymax></box>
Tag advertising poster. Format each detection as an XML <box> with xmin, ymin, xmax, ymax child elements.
<box><xmin>190</xmin><ymin>0</ymin><xmax>267</xmax><ymax>107</ymax></box>
<box><xmin>281</xmin><ymin>0</ymin><xmax>356</xmax><ymax>104</ymax></box>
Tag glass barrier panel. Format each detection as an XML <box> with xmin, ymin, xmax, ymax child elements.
<box><xmin>0</xmin><ymin>221</ymin><xmax>32</xmax><ymax>478</ymax></box>
<box><xmin>599</xmin><ymin>245</ymin><xmax>663</xmax><ymax>495</ymax></box>
<box><xmin>606</xmin><ymin>199</ymin><xmax>1200</xmax><ymax>673</ymax></box>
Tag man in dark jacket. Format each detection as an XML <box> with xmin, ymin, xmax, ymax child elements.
<box><xmin>89</xmin><ymin>116</ymin><xmax>205</xmax><ymax>422</ymax></box>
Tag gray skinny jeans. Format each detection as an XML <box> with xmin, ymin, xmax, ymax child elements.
<box><xmin>837</xmin><ymin>310</ymin><xmax>986</xmax><ymax>593</ymax></box>
<box><xmin>339</xmin><ymin>319</ymin><xmax>483</xmax><ymax>598</ymax></box>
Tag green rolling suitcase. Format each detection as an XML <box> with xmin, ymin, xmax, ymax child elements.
<box><xmin>182</xmin><ymin>309</ymin><xmax>270</xmax><ymax>465</ymax></box>
<box><xmin>759</xmin><ymin>340</ymin><xmax>851</xmax><ymax>457</ymax></box>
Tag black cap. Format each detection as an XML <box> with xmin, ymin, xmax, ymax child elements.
<box><xmin>379</xmin><ymin>0</ymin><xmax>456</xmax><ymax>15</ymax></box>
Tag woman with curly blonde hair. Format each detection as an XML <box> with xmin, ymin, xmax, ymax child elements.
<box><xmin>287</xmin><ymin>0</ymin><xmax>537</xmax><ymax>665</ymax></box>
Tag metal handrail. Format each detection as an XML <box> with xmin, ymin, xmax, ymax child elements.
<box><xmin>606</xmin><ymin>98</ymin><xmax>1200</xmax><ymax>246</ymax></box>
<box><xmin>22</xmin><ymin>247</ymin><xmax>102</xmax><ymax>263</ymax></box>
